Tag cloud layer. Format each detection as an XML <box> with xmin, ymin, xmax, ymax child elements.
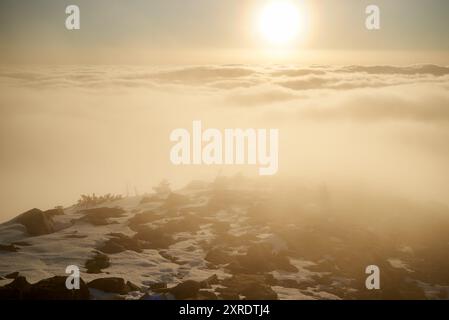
<box><xmin>1</xmin><ymin>63</ymin><xmax>449</xmax><ymax>219</ymax></box>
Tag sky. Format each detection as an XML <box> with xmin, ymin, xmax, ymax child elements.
<box><xmin>0</xmin><ymin>0</ymin><xmax>448</xmax><ymax>64</ymax></box>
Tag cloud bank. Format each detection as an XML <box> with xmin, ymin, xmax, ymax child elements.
<box><xmin>0</xmin><ymin>64</ymin><xmax>449</xmax><ymax>219</ymax></box>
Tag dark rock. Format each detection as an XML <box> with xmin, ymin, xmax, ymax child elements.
<box><xmin>27</xmin><ymin>276</ymin><xmax>89</xmax><ymax>300</ymax></box>
<box><xmin>128</xmin><ymin>211</ymin><xmax>161</xmax><ymax>231</ymax></box>
<box><xmin>168</xmin><ymin>280</ymin><xmax>201</xmax><ymax>300</ymax></box>
<box><xmin>12</xmin><ymin>208</ymin><xmax>55</xmax><ymax>236</ymax></box>
<box><xmin>0</xmin><ymin>244</ymin><xmax>18</xmax><ymax>252</ymax></box>
<box><xmin>5</xmin><ymin>272</ymin><xmax>20</xmax><ymax>279</ymax></box>
<box><xmin>126</xmin><ymin>281</ymin><xmax>141</xmax><ymax>292</ymax></box>
<box><xmin>200</xmin><ymin>274</ymin><xmax>219</xmax><ymax>288</ymax></box>
<box><xmin>133</xmin><ymin>227</ymin><xmax>173</xmax><ymax>249</ymax></box>
<box><xmin>240</xmin><ymin>283</ymin><xmax>278</xmax><ymax>300</ymax></box>
<box><xmin>159</xmin><ymin>251</ymin><xmax>188</xmax><ymax>265</ymax></box>
<box><xmin>197</xmin><ymin>290</ymin><xmax>218</xmax><ymax>300</ymax></box>
<box><xmin>218</xmin><ymin>274</ymin><xmax>278</xmax><ymax>300</ymax></box>
<box><xmin>237</xmin><ymin>244</ymin><xmax>298</xmax><ymax>273</ymax></box>
<box><xmin>44</xmin><ymin>208</ymin><xmax>64</xmax><ymax>216</ymax></box>
<box><xmin>85</xmin><ymin>252</ymin><xmax>110</xmax><ymax>273</ymax></box>
<box><xmin>11</xmin><ymin>241</ymin><xmax>31</xmax><ymax>247</ymax></box>
<box><xmin>205</xmin><ymin>248</ymin><xmax>234</xmax><ymax>265</ymax></box>
<box><xmin>78</xmin><ymin>207</ymin><xmax>126</xmax><ymax>226</ymax></box>
<box><xmin>0</xmin><ymin>276</ymin><xmax>31</xmax><ymax>299</ymax></box>
<box><xmin>0</xmin><ymin>276</ymin><xmax>89</xmax><ymax>300</ymax></box>
<box><xmin>87</xmin><ymin>277</ymin><xmax>140</xmax><ymax>294</ymax></box>
<box><xmin>98</xmin><ymin>233</ymin><xmax>142</xmax><ymax>254</ymax></box>
<box><xmin>149</xmin><ymin>282</ymin><xmax>167</xmax><ymax>291</ymax></box>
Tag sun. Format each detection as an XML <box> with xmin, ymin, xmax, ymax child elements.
<box><xmin>257</xmin><ymin>1</ymin><xmax>303</xmax><ymax>46</ymax></box>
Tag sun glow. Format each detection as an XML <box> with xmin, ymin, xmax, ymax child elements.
<box><xmin>257</xmin><ymin>1</ymin><xmax>304</xmax><ymax>46</ymax></box>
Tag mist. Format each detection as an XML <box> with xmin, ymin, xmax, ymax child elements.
<box><xmin>1</xmin><ymin>64</ymin><xmax>449</xmax><ymax>221</ymax></box>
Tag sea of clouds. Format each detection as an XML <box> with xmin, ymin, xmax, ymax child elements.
<box><xmin>0</xmin><ymin>63</ymin><xmax>449</xmax><ymax>219</ymax></box>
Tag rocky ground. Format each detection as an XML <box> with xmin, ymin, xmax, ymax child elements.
<box><xmin>0</xmin><ymin>176</ymin><xmax>448</xmax><ymax>300</ymax></box>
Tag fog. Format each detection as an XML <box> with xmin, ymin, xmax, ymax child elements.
<box><xmin>1</xmin><ymin>64</ymin><xmax>449</xmax><ymax>221</ymax></box>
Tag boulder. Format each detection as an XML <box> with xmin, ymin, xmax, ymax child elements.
<box><xmin>168</xmin><ymin>280</ymin><xmax>201</xmax><ymax>300</ymax></box>
<box><xmin>12</xmin><ymin>208</ymin><xmax>55</xmax><ymax>236</ymax></box>
<box><xmin>85</xmin><ymin>252</ymin><xmax>110</xmax><ymax>273</ymax></box>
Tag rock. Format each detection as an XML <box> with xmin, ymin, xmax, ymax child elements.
<box><xmin>159</xmin><ymin>251</ymin><xmax>188</xmax><ymax>265</ymax></box>
<box><xmin>0</xmin><ymin>276</ymin><xmax>31</xmax><ymax>299</ymax></box>
<box><xmin>140</xmin><ymin>292</ymin><xmax>174</xmax><ymax>300</ymax></box>
<box><xmin>44</xmin><ymin>208</ymin><xmax>64</xmax><ymax>216</ymax></box>
<box><xmin>149</xmin><ymin>283</ymin><xmax>167</xmax><ymax>291</ymax></box>
<box><xmin>128</xmin><ymin>211</ymin><xmax>161</xmax><ymax>231</ymax></box>
<box><xmin>0</xmin><ymin>276</ymin><xmax>89</xmax><ymax>300</ymax></box>
<box><xmin>164</xmin><ymin>193</ymin><xmax>190</xmax><ymax>209</ymax></box>
<box><xmin>133</xmin><ymin>227</ymin><xmax>173</xmax><ymax>249</ymax></box>
<box><xmin>197</xmin><ymin>290</ymin><xmax>218</xmax><ymax>300</ymax></box>
<box><xmin>126</xmin><ymin>281</ymin><xmax>141</xmax><ymax>292</ymax></box>
<box><xmin>11</xmin><ymin>241</ymin><xmax>31</xmax><ymax>247</ymax></box>
<box><xmin>12</xmin><ymin>208</ymin><xmax>55</xmax><ymax>236</ymax></box>
<box><xmin>27</xmin><ymin>276</ymin><xmax>89</xmax><ymax>300</ymax></box>
<box><xmin>158</xmin><ymin>216</ymin><xmax>204</xmax><ymax>234</ymax></box>
<box><xmin>87</xmin><ymin>277</ymin><xmax>140</xmax><ymax>294</ymax></box>
<box><xmin>5</xmin><ymin>272</ymin><xmax>20</xmax><ymax>279</ymax></box>
<box><xmin>78</xmin><ymin>207</ymin><xmax>126</xmax><ymax>226</ymax></box>
<box><xmin>218</xmin><ymin>274</ymin><xmax>278</xmax><ymax>300</ymax></box>
<box><xmin>168</xmin><ymin>280</ymin><xmax>201</xmax><ymax>300</ymax></box>
<box><xmin>240</xmin><ymin>283</ymin><xmax>278</xmax><ymax>300</ymax></box>
<box><xmin>98</xmin><ymin>233</ymin><xmax>142</xmax><ymax>254</ymax></box>
<box><xmin>205</xmin><ymin>248</ymin><xmax>234</xmax><ymax>265</ymax></box>
<box><xmin>237</xmin><ymin>244</ymin><xmax>298</xmax><ymax>273</ymax></box>
<box><xmin>0</xmin><ymin>244</ymin><xmax>18</xmax><ymax>252</ymax></box>
<box><xmin>85</xmin><ymin>252</ymin><xmax>110</xmax><ymax>273</ymax></box>
<box><xmin>200</xmin><ymin>274</ymin><xmax>219</xmax><ymax>288</ymax></box>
